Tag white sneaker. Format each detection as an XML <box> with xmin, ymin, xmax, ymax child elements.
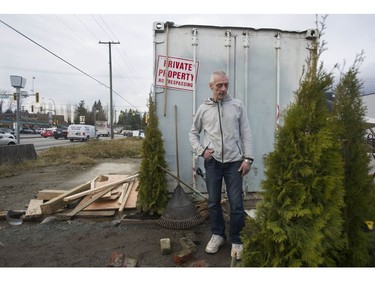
<box><xmin>231</xmin><ymin>244</ymin><xmax>243</xmax><ymax>260</ymax></box>
<box><xmin>205</xmin><ymin>234</ymin><xmax>225</xmax><ymax>254</ymax></box>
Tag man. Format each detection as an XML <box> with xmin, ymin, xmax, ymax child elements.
<box><xmin>189</xmin><ymin>70</ymin><xmax>254</xmax><ymax>260</ymax></box>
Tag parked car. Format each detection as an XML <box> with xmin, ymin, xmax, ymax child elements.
<box><xmin>53</xmin><ymin>128</ymin><xmax>68</xmax><ymax>139</ymax></box>
<box><xmin>34</xmin><ymin>128</ymin><xmax>44</xmax><ymax>134</ymax></box>
<box><xmin>122</xmin><ymin>130</ymin><xmax>133</xmax><ymax>137</ymax></box>
<box><xmin>0</xmin><ymin>133</ymin><xmax>16</xmax><ymax>140</ymax></box>
<box><xmin>20</xmin><ymin>128</ymin><xmax>35</xmax><ymax>134</ymax></box>
<box><xmin>41</xmin><ymin>129</ymin><xmax>54</xmax><ymax>138</ymax></box>
<box><xmin>0</xmin><ymin>128</ymin><xmax>15</xmax><ymax>135</ymax></box>
<box><xmin>0</xmin><ymin>135</ymin><xmax>16</xmax><ymax>146</ymax></box>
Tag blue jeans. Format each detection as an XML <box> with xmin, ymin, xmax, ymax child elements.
<box><xmin>204</xmin><ymin>158</ymin><xmax>245</xmax><ymax>244</ymax></box>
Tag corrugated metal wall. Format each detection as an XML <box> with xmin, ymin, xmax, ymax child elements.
<box><xmin>153</xmin><ymin>22</ymin><xmax>317</xmax><ymax>193</ymax></box>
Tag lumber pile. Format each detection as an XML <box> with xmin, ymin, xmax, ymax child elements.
<box><xmin>23</xmin><ymin>174</ymin><xmax>139</xmax><ymax>220</ymax></box>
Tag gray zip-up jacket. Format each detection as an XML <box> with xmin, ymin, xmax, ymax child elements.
<box><xmin>189</xmin><ymin>94</ymin><xmax>254</xmax><ymax>163</ymax></box>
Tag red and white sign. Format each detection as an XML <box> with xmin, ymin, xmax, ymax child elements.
<box><xmin>155</xmin><ymin>55</ymin><xmax>199</xmax><ymax>91</ymax></box>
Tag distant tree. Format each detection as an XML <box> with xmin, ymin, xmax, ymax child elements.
<box><xmin>93</xmin><ymin>100</ymin><xmax>106</xmax><ymax>121</ymax></box>
<box><xmin>137</xmin><ymin>93</ymin><xmax>168</xmax><ymax>215</ymax></box>
<box><xmin>241</xmin><ymin>17</ymin><xmax>346</xmax><ymax>266</ymax></box>
<box><xmin>116</xmin><ymin>109</ymin><xmax>144</xmax><ymax>130</ymax></box>
<box><xmin>333</xmin><ymin>54</ymin><xmax>375</xmax><ymax>266</ymax></box>
<box><xmin>73</xmin><ymin>100</ymin><xmax>88</xmax><ymax>124</ymax></box>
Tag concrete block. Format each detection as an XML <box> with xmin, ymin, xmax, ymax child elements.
<box><xmin>160</xmin><ymin>238</ymin><xmax>171</xmax><ymax>255</ymax></box>
<box><xmin>0</xmin><ymin>144</ymin><xmax>37</xmax><ymax>164</ymax></box>
<box><xmin>180</xmin><ymin>237</ymin><xmax>196</xmax><ymax>253</ymax></box>
<box><xmin>123</xmin><ymin>257</ymin><xmax>138</xmax><ymax>267</ymax></box>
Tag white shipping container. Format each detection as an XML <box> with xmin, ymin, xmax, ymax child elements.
<box><xmin>153</xmin><ymin>21</ymin><xmax>318</xmax><ymax>193</ymax></box>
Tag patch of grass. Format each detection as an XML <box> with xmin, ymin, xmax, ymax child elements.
<box><xmin>0</xmin><ymin>138</ymin><xmax>143</xmax><ymax>178</ymax></box>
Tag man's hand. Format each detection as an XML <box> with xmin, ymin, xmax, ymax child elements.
<box><xmin>203</xmin><ymin>148</ymin><xmax>214</xmax><ymax>160</ymax></box>
<box><xmin>238</xmin><ymin>161</ymin><xmax>251</xmax><ymax>177</ymax></box>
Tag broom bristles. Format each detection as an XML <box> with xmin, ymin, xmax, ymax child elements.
<box><xmin>158</xmin><ymin>213</ymin><xmax>206</xmax><ymax>230</ymax></box>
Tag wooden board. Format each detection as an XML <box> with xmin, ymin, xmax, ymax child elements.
<box><xmin>25</xmin><ymin>199</ymin><xmax>44</xmax><ymax>218</ymax></box>
<box><xmin>56</xmin><ymin>209</ymin><xmax>116</xmax><ymax>219</ymax></box>
<box><xmin>40</xmin><ymin>181</ymin><xmax>91</xmax><ymax>215</ymax></box>
<box><xmin>74</xmin><ymin>176</ymin><xmax>138</xmax><ymax>211</ymax></box>
<box><xmin>124</xmin><ymin>179</ymin><xmax>139</xmax><ymax>209</ymax></box>
<box><xmin>63</xmin><ymin>174</ymin><xmax>137</xmax><ymax>202</ymax></box>
<box><xmin>0</xmin><ymin>210</ymin><xmax>7</xmax><ymax>220</ymax></box>
<box><xmin>78</xmin><ymin>195</ymin><xmax>121</xmax><ymax>211</ymax></box>
<box><xmin>37</xmin><ymin>190</ymin><xmax>66</xmax><ymax>201</ymax></box>
<box><xmin>66</xmin><ymin>179</ymin><xmax>123</xmax><ymax>218</ymax></box>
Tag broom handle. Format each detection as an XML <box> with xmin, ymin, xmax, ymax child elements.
<box><xmin>175</xmin><ymin>105</ymin><xmax>180</xmax><ymax>182</ymax></box>
<box><xmin>158</xmin><ymin>164</ymin><xmax>207</xmax><ymax>201</ymax></box>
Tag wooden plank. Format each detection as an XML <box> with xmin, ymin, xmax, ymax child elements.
<box><xmin>25</xmin><ymin>199</ymin><xmax>44</xmax><ymax>218</ymax></box>
<box><xmin>119</xmin><ymin>180</ymin><xmax>134</xmax><ymax>212</ymax></box>
<box><xmin>124</xmin><ymin>179</ymin><xmax>139</xmax><ymax>209</ymax></box>
<box><xmin>90</xmin><ymin>175</ymin><xmax>100</xmax><ymax>189</ymax></box>
<box><xmin>77</xmin><ymin>195</ymin><xmax>120</xmax><ymax>211</ymax></box>
<box><xmin>117</xmin><ymin>183</ymin><xmax>129</xmax><ymax>204</ymax></box>
<box><xmin>40</xmin><ymin>181</ymin><xmax>91</xmax><ymax>215</ymax></box>
<box><xmin>90</xmin><ymin>175</ymin><xmax>109</xmax><ymax>189</ymax></box>
<box><xmin>63</xmin><ymin>174</ymin><xmax>138</xmax><ymax>202</ymax></box>
<box><xmin>75</xmin><ymin>210</ymin><xmax>116</xmax><ymax>218</ymax></box>
<box><xmin>74</xmin><ymin>181</ymin><xmax>131</xmax><ymax>211</ymax></box>
<box><xmin>37</xmin><ymin>190</ymin><xmax>66</xmax><ymax>201</ymax></box>
<box><xmin>66</xmin><ymin>181</ymin><xmax>123</xmax><ymax>218</ymax></box>
<box><xmin>0</xmin><ymin>210</ymin><xmax>7</xmax><ymax>220</ymax></box>
<box><xmin>56</xmin><ymin>209</ymin><xmax>116</xmax><ymax>219</ymax></box>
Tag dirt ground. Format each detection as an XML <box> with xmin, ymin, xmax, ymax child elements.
<box><xmin>0</xmin><ymin>158</ymin><xmax>240</xmax><ymax>268</ymax></box>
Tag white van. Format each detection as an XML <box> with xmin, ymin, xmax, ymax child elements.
<box><xmin>67</xmin><ymin>124</ymin><xmax>96</xmax><ymax>142</ymax></box>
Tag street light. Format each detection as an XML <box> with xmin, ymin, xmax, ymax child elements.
<box><xmin>49</xmin><ymin>98</ymin><xmax>56</xmax><ymax>114</ymax></box>
<box><xmin>10</xmin><ymin>75</ymin><xmax>27</xmax><ymax>144</ymax></box>
<box><xmin>93</xmin><ymin>109</ymin><xmax>99</xmax><ymax>139</ymax></box>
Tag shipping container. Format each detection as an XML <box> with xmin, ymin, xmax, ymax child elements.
<box><xmin>152</xmin><ymin>21</ymin><xmax>318</xmax><ymax>194</ymax></box>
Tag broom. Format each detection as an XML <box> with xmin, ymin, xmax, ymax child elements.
<box><xmin>158</xmin><ymin>105</ymin><xmax>206</xmax><ymax>230</ymax></box>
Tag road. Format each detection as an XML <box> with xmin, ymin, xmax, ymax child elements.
<box><xmin>18</xmin><ymin>134</ymin><xmax>121</xmax><ymax>152</ymax></box>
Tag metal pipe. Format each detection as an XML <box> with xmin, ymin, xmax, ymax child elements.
<box><xmin>243</xmin><ymin>31</ymin><xmax>250</xmax><ymax>108</ymax></box>
<box><xmin>191</xmin><ymin>27</ymin><xmax>198</xmax><ymax>194</ymax></box>
<box><xmin>225</xmin><ymin>30</ymin><xmax>231</xmax><ymax>77</ymax></box>
<box><xmin>242</xmin><ymin>31</ymin><xmax>250</xmax><ymax>192</ymax></box>
<box><xmin>16</xmin><ymin>87</ymin><xmax>20</xmax><ymax>144</ymax></box>
<box><xmin>275</xmin><ymin>32</ymin><xmax>281</xmax><ymax>132</ymax></box>
<box><xmin>163</xmin><ymin>24</ymin><xmax>170</xmax><ymax>116</ymax></box>
<box><xmin>192</xmin><ymin>28</ymin><xmax>198</xmax><ymax>116</ymax></box>
<box><xmin>233</xmin><ymin>36</ymin><xmax>237</xmax><ymax>97</ymax></box>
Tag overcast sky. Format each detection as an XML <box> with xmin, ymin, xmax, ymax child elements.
<box><xmin>1</xmin><ymin>2</ymin><xmax>375</xmax><ymax>119</ymax></box>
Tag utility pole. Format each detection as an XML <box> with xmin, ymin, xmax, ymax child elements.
<box><xmin>99</xmin><ymin>41</ymin><xmax>120</xmax><ymax>139</ymax></box>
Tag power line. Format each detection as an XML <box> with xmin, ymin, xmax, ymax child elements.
<box><xmin>95</xmin><ymin>15</ymin><xmax>144</xmax><ymax>94</ymax></box>
<box><xmin>92</xmin><ymin>15</ymin><xmax>114</xmax><ymax>41</ymax></box>
<box><xmin>0</xmin><ymin>18</ymin><xmax>140</xmax><ymax>110</ymax></box>
<box><xmin>0</xmin><ymin>19</ymin><xmax>106</xmax><ymax>87</ymax></box>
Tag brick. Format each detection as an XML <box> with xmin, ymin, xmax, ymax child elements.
<box><xmin>107</xmin><ymin>251</ymin><xmax>125</xmax><ymax>267</ymax></box>
<box><xmin>180</xmin><ymin>237</ymin><xmax>196</xmax><ymax>253</ymax></box>
<box><xmin>173</xmin><ymin>249</ymin><xmax>193</xmax><ymax>265</ymax></box>
<box><xmin>160</xmin><ymin>238</ymin><xmax>171</xmax><ymax>255</ymax></box>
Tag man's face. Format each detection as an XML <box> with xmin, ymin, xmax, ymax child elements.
<box><xmin>209</xmin><ymin>74</ymin><xmax>229</xmax><ymax>101</ymax></box>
